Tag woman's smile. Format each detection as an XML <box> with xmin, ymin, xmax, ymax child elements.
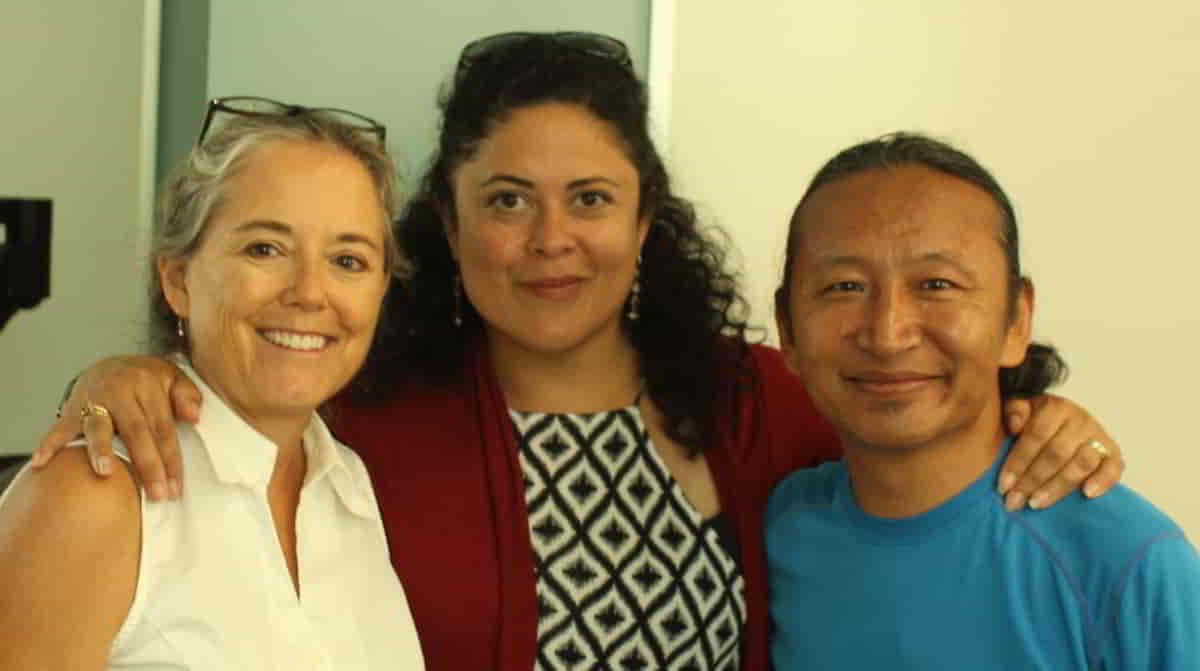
<box><xmin>257</xmin><ymin>328</ymin><xmax>336</xmax><ymax>352</ymax></box>
<box><xmin>447</xmin><ymin>102</ymin><xmax>649</xmax><ymax>356</ymax></box>
<box><xmin>520</xmin><ymin>275</ymin><xmax>586</xmax><ymax>300</ymax></box>
<box><xmin>161</xmin><ymin>139</ymin><xmax>390</xmax><ymax>425</ymax></box>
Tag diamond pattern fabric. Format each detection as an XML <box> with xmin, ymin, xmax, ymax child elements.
<box><xmin>511</xmin><ymin>407</ymin><xmax>745</xmax><ymax>671</ymax></box>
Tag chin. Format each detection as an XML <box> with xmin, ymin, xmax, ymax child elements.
<box><xmin>258</xmin><ymin>375</ymin><xmax>341</xmax><ymax>412</ymax></box>
<box><xmin>537</xmin><ymin>333</ymin><xmax>592</xmax><ymax>353</ymax></box>
<box><xmin>836</xmin><ymin>415</ymin><xmax>946</xmax><ymax>452</ymax></box>
<box><xmin>849</xmin><ymin>431</ymin><xmax>935</xmax><ymax>452</ymax></box>
<box><xmin>508</xmin><ymin>320</ymin><xmax>613</xmax><ymax>355</ymax></box>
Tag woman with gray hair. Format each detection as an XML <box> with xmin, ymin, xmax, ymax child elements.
<box><xmin>0</xmin><ymin>98</ymin><xmax>424</xmax><ymax>670</ymax></box>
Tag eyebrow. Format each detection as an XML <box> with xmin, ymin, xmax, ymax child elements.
<box><xmin>232</xmin><ymin>219</ymin><xmax>381</xmax><ymax>250</ymax></box>
<box><xmin>480</xmin><ymin>174</ymin><xmax>621</xmax><ymax>190</ymax></box>
<box><xmin>335</xmin><ymin>233</ymin><xmax>381</xmax><ymax>251</ymax></box>
<box><xmin>911</xmin><ymin>251</ymin><xmax>975</xmax><ymax>277</ymax></box>
<box><xmin>233</xmin><ymin>220</ymin><xmax>291</xmax><ymax>235</ymax></box>
<box><xmin>816</xmin><ymin>251</ymin><xmax>976</xmax><ymax>275</ymax></box>
<box><xmin>817</xmin><ymin>254</ymin><xmax>866</xmax><ymax>268</ymax></box>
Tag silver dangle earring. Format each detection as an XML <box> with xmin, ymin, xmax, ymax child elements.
<box><xmin>176</xmin><ymin>317</ymin><xmax>186</xmax><ymax>339</ymax></box>
<box><xmin>626</xmin><ymin>254</ymin><xmax>642</xmax><ymax>321</ymax></box>
<box><xmin>453</xmin><ymin>273</ymin><xmax>463</xmax><ymax>327</ymax></box>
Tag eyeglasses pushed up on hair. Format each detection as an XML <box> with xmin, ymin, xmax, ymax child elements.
<box><xmin>454</xmin><ymin>31</ymin><xmax>633</xmax><ymax>84</ymax></box>
<box><xmin>196</xmin><ymin>96</ymin><xmax>387</xmax><ymax>146</ymax></box>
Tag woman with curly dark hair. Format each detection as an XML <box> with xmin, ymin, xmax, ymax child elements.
<box><xmin>369</xmin><ymin>34</ymin><xmax>752</xmax><ymax>458</ymax></box>
<box><xmin>37</xmin><ymin>33</ymin><xmax>1124</xmax><ymax>671</ymax></box>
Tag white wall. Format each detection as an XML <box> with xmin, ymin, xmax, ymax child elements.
<box><xmin>1</xmin><ymin>2</ymin><xmax>159</xmax><ymax>453</ymax></box>
<box><xmin>667</xmin><ymin>2</ymin><xmax>1200</xmax><ymax>536</ymax></box>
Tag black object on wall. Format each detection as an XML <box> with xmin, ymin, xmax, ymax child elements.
<box><xmin>0</xmin><ymin>197</ymin><xmax>52</xmax><ymax>332</ymax></box>
<box><xmin>0</xmin><ymin>454</ymin><xmax>30</xmax><ymax>495</ymax></box>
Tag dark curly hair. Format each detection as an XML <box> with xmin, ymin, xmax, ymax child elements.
<box><xmin>775</xmin><ymin>132</ymin><xmax>1066</xmax><ymax>399</ymax></box>
<box><xmin>357</xmin><ymin>33</ymin><xmax>753</xmax><ymax>455</ymax></box>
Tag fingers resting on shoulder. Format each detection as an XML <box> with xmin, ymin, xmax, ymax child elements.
<box><xmin>32</xmin><ymin>355</ymin><xmax>202</xmax><ymax>502</ymax></box>
<box><xmin>999</xmin><ymin>394</ymin><xmax>1124</xmax><ymax>512</ymax></box>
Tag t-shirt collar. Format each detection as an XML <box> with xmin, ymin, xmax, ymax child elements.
<box><xmin>835</xmin><ymin>437</ymin><xmax>1015</xmax><ymax>542</ymax></box>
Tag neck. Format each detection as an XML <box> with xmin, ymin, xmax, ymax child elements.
<box><xmin>842</xmin><ymin>408</ymin><xmax>1007</xmax><ymax>519</ymax></box>
<box><xmin>488</xmin><ymin>326</ymin><xmax>641</xmax><ymax>413</ymax></box>
<box><xmin>246</xmin><ymin>415</ymin><xmax>310</xmax><ymax>464</ymax></box>
<box><xmin>267</xmin><ymin>422</ymin><xmax>308</xmax><ymax>496</ymax></box>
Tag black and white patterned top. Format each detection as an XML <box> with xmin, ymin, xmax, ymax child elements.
<box><xmin>510</xmin><ymin>405</ymin><xmax>746</xmax><ymax>671</ymax></box>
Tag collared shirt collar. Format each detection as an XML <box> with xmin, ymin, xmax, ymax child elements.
<box><xmin>177</xmin><ymin>357</ymin><xmax>378</xmax><ymax>520</ymax></box>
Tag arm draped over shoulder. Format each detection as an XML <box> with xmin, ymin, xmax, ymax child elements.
<box><xmin>329</xmin><ymin>341</ymin><xmax>841</xmax><ymax>671</ymax></box>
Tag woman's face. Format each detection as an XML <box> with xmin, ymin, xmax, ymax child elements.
<box><xmin>446</xmin><ymin>102</ymin><xmax>649</xmax><ymax>356</ymax></box>
<box><xmin>159</xmin><ymin>139</ymin><xmax>390</xmax><ymax>424</ymax></box>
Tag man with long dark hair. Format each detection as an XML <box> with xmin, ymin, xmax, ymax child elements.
<box><xmin>769</xmin><ymin>133</ymin><xmax>1199</xmax><ymax>669</ymax></box>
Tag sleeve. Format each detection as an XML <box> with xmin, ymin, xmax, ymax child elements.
<box><xmin>1099</xmin><ymin>532</ymin><xmax>1200</xmax><ymax>670</ymax></box>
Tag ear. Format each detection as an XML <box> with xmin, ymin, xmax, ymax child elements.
<box><xmin>158</xmin><ymin>255</ymin><xmax>191</xmax><ymax>320</ymax></box>
<box><xmin>774</xmin><ymin>289</ymin><xmax>803</xmax><ymax>377</ymax></box>
<box><xmin>1000</xmin><ymin>278</ymin><xmax>1034</xmax><ymax>366</ymax></box>
<box><xmin>635</xmin><ymin>213</ymin><xmax>652</xmax><ymax>251</ymax></box>
<box><xmin>437</xmin><ymin>200</ymin><xmax>460</xmax><ymax>261</ymax></box>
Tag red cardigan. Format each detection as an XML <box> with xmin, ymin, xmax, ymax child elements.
<box><xmin>336</xmin><ymin>343</ymin><xmax>841</xmax><ymax>670</ymax></box>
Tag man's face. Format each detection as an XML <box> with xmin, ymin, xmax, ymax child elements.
<box><xmin>777</xmin><ymin>164</ymin><xmax>1032</xmax><ymax>452</ymax></box>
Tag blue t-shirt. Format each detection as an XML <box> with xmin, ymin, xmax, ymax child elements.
<box><xmin>766</xmin><ymin>441</ymin><xmax>1200</xmax><ymax>670</ymax></box>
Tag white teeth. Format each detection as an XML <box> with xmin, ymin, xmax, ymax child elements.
<box><xmin>260</xmin><ymin>330</ymin><xmax>330</xmax><ymax>351</ymax></box>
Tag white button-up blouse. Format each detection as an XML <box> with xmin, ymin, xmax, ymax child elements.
<box><xmin>103</xmin><ymin>363</ymin><xmax>425</xmax><ymax>670</ymax></box>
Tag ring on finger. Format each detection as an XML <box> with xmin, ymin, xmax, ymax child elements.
<box><xmin>1084</xmin><ymin>439</ymin><xmax>1109</xmax><ymax>458</ymax></box>
<box><xmin>81</xmin><ymin>402</ymin><xmax>112</xmax><ymax>421</ymax></box>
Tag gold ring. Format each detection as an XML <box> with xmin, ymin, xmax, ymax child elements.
<box><xmin>1086</xmin><ymin>439</ymin><xmax>1109</xmax><ymax>458</ymax></box>
<box><xmin>80</xmin><ymin>403</ymin><xmax>112</xmax><ymax>420</ymax></box>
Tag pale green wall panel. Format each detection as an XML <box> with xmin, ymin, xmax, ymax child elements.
<box><xmin>157</xmin><ymin>0</ymin><xmax>209</xmax><ymax>184</ymax></box>
<box><xmin>204</xmin><ymin>0</ymin><xmax>650</xmax><ymax>180</ymax></box>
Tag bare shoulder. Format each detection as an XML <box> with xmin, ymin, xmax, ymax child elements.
<box><xmin>0</xmin><ymin>446</ymin><xmax>141</xmax><ymax>667</ymax></box>
<box><xmin>0</xmin><ymin>444</ymin><xmax>140</xmax><ymax>541</ymax></box>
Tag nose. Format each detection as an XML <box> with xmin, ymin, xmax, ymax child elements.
<box><xmin>855</xmin><ymin>284</ymin><xmax>920</xmax><ymax>356</ymax></box>
<box><xmin>527</xmin><ymin>204</ymin><xmax>575</xmax><ymax>257</ymax></box>
<box><xmin>283</xmin><ymin>255</ymin><xmax>329</xmax><ymax>311</ymax></box>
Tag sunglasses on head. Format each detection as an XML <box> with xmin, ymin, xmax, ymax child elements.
<box><xmin>454</xmin><ymin>31</ymin><xmax>633</xmax><ymax>83</ymax></box>
<box><xmin>196</xmin><ymin>96</ymin><xmax>387</xmax><ymax>147</ymax></box>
